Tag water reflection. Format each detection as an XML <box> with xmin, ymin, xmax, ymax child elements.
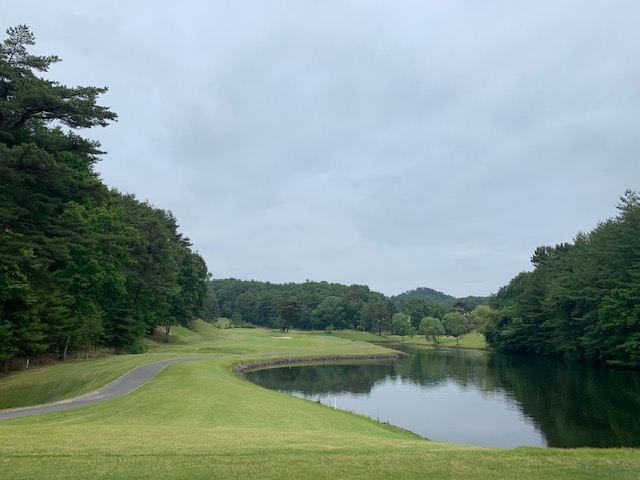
<box><xmin>246</xmin><ymin>345</ymin><xmax>640</xmax><ymax>448</ymax></box>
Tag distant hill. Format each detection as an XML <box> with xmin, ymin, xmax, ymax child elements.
<box><xmin>392</xmin><ymin>287</ymin><xmax>488</xmax><ymax>309</ymax></box>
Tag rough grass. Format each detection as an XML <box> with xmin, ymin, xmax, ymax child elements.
<box><xmin>400</xmin><ymin>331</ymin><xmax>488</xmax><ymax>349</ymax></box>
<box><xmin>335</xmin><ymin>330</ymin><xmax>488</xmax><ymax>349</ymax></box>
<box><xmin>0</xmin><ymin>323</ymin><xmax>638</xmax><ymax>479</ymax></box>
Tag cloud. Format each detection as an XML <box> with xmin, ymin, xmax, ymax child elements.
<box><xmin>5</xmin><ymin>1</ymin><xmax>640</xmax><ymax>297</ymax></box>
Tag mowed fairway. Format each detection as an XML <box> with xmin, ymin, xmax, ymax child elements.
<box><xmin>0</xmin><ymin>322</ymin><xmax>638</xmax><ymax>479</ymax></box>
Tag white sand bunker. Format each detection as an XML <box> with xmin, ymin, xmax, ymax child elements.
<box><xmin>272</xmin><ymin>336</ymin><xmax>292</xmax><ymax>339</ymax></box>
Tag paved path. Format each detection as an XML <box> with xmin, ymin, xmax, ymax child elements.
<box><xmin>0</xmin><ymin>356</ymin><xmax>205</xmax><ymax>420</ymax></box>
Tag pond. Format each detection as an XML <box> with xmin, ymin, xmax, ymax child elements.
<box><xmin>245</xmin><ymin>344</ymin><xmax>640</xmax><ymax>448</ymax></box>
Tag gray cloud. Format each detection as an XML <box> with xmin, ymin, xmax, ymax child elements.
<box><xmin>6</xmin><ymin>1</ymin><xmax>640</xmax><ymax>297</ymax></box>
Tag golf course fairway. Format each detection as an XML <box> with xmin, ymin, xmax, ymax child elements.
<box><xmin>0</xmin><ymin>321</ymin><xmax>638</xmax><ymax>479</ymax></box>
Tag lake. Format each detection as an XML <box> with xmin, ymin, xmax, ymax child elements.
<box><xmin>245</xmin><ymin>344</ymin><xmax>640</xmax><ymax>448</ymax></box>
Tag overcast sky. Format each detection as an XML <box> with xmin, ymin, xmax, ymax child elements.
<box><xmin>6</xmin><ymin>1</ymin><xmax>640</xmax><ymax>297</ymax></box>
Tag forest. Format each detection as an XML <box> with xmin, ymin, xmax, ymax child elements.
<box><xmin>207</xmin><ymin>278</ymin><xmax>487</xmax><ymax>340</ymax></box>
<box><xmin>0</xmin><ymin>26</ymin><xmax>209</xmax><ymax>368</ymax></box>
<box><xmin>485</xmin><ymin>190</ymin><xmax>640</xmax><ymax>368</ymax></box>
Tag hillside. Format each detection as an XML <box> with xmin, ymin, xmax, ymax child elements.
<box><xmin>392</xmin><ymin>287</ymin><xmax>488</xmax><ymax>309</ymax></box>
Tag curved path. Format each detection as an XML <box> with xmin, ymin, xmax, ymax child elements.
<box><xmin>0</xmin><ymin>356</ymin><xmax>206</xmax><ymax>420</ymax></box>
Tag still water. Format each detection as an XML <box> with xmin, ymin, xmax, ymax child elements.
<box><xmin>246</xmin><ymin>345</ymin><xmax>640</xmax><ymax>448</ymax></box>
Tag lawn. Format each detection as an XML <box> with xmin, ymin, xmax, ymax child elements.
<box><xmin>332</xmin><ymin>330</ymin><xmax>488</xmax><ymax>349</ymax></box>
<box><xmin>0</xmin><ymin>322</ymin><xmax>637</xmax><ymax>479</ymax></box>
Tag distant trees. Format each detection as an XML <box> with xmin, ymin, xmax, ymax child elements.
<box><xmin>419</xmin><ymin>316</ymin><xmax>445</xmax><ymax>344</ymax></box>
<box><xmin>391</xmin><ymin>313</ymin><xmax>411</xmax><ymax>339</ymax></box>
<box><xmin>485</xmin><ymin>190</ymin><xmax>640</xmax><ymax>367</ymax></box>
<box><xmin>360</xmin><ymin>299</ymin><xmax>392</xmax><ymax>335</ymax></box>
<box><xmin>400</xmin><ymin>296</ymin><xmax>447</xmax><ymax>329</ymax></box>
<box><xmin>312</xmin><ymin>296</ymin><xmax>347</xmax><ymax>330</ymax></box>
<box><xmin>393</xmin><ymin>287</ymin><xmax>487</xmax><ymax>311</ymax></box>
<box><xmin>209</xmin><ymin>279</ymin><xmax>392</xmax><ymax>333</ymax></box>
<box><xmin>209</xmin><ymin>278</ymin><xmax>491</xmax><ymax>338</ymax></box>
<box><xmin>443</xmin><ymin>312</ymin><xmax>468</xmax><ymax>345</ymax></box>
<box><xmin>202</xmin><ymin>286</ymin><xmax>221</xmax><ymax>322</ymax></box>
<box><xmin>276</xmin><ymin>297</ymin><xmax>301</xmax><ymax>332</ymax></box>
<box><xmin>0</xmin><ymin>26</ymin><xmax>209</xmax><ymax>366</ymax></box>
<box><xmin>469</xmin><ymin>305</ymin><xmax>495</xmax><ymax>334</ymax></box>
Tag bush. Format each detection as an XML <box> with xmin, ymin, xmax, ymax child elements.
<box><xmin>125</xmin><ymin>343</ymin><xmax>148</xmax><ymax>354</ymax></box>
<box><xmin>213</xmin><ymin>318</ymin><xmax>232</xmax><ymax>329</ymax></box>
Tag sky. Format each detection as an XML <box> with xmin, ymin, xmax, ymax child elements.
<box><xmin>6</xmin><ymin>1</ymin><xmax>640</xmax><ymax>298</ymax></box>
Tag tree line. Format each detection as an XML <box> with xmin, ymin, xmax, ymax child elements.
<box><xmin>206</xmin><ymin>278</ymin><xmax>488</xmax><ymax>340</ymax></box>
<box><xmin>391</xmin><ymin>286</ymin><xmax>486</xmax><ymax>310</ymax></box>
<box><xmin>0</xmin><ymin>25</ymin><xmax>209</xmax><ymax>367</ymax></box>
<box><xmin>485</xmin><ymin>190</ymin><xmax>640</xmax><ymax>368</ymax></box>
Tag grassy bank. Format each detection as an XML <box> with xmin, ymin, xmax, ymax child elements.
<box><xmin>0</xmin><ymin>322</ymin><xmax>637</xmax><ymax>479</ymax></box>
<box><xmin>332</xmin><ymin>330</ymin><xmax>488</xmax><ymax>349</ymax></box>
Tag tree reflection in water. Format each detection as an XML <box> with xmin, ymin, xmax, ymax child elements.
<box><xmin>246</xmin><ymin>345</ymin><xmax>640</xmax><ymax>448</ymax></box>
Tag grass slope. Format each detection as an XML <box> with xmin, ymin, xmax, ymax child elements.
<box><xmin>343</xmin><ymin>331</ymin><xmax>488</xmax><ymax>349</ymax></box>
<box><xmin>0</xmin><ymin>322</ymin><xmax>638</xmax><ymax>479</ymax></box>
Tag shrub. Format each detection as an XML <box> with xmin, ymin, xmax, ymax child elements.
<box><xmin>125</xmin><ymin>343</ymin><xmax>148</xmax><ymax>354</ymax></box>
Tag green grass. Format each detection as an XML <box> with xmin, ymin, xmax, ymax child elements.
<box><xmin>400</xmin><ymin>331</ymin><xmax>488</xmax><ymax>349</ymax></box>
<box><xmin>343</xmin><ymin>330</ymin><xmax>489</xmax><ymax>349</ymax></box>
<box><xmin>0</xmin><ymin>322</ymin><xmax>390</xmax><ymax>409</ymax></box>
<box><xmin>0</xmin><ymin>323</ymin><xmax>638</xmax><ymax>479</ymax></box>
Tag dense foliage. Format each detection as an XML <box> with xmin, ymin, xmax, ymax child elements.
<box><xmin>0</xmin><ymin>26</ymin><xmax>209</xmax><ymax>365</ymax></box>
<box><xmin>209</xmin><ymin>279</ymin><xmax>391</xmax><ymax>332</ymax></box>
<box><xmin>392</xmin><ymin>287</ymin><xmax>487</xmax><ymax>310</ymax></box>
<box><xmin>485</xmin><ymin>190</ymin><xmax>640</xmax><ymax>367</ymax></box>
<box><xmin>209</xmin><ymin>278</ymin><xmax>487</xmax><ymax>336</ymax></box>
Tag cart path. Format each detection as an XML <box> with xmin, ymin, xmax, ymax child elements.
<box><xmin>0</xmin><ymin>339</ymin><xmax>380</xmax><ymax>420</ymax></box>
<box><xmin>0</xmin><ymin>356</ymin><xmax>207</xmax><ymax>420</ymax></box>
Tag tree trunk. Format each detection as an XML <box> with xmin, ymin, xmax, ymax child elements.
<box><xmin>61</xmin><ymin>335</ymin><xmax>71</xmax><ymax>361</ymax></box>
<box><xmin>164</xmin><ymin>324</ymin><xmax>171</xmax><ymax>343</ymax></box>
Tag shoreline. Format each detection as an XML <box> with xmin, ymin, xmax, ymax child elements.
<box><xmin>233</xmin><ymin>352</ymin><xmax>409</xmax><ymax>377</ymax></box>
